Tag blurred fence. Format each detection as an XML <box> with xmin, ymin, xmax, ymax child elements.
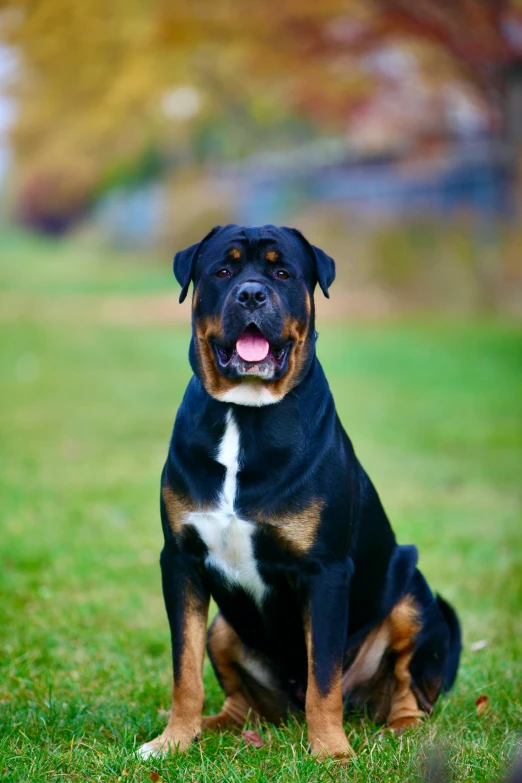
<box><xmin>229</xmin><ymin>139</ymin><xmax>510</xmax><ymax>226</ymax></box>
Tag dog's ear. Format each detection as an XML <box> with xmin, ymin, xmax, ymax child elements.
<box><xmin>285</xmin><ymin>228</ymin><xmax>336</xmax><ymax>298</ymax></box>
<box><xmin>310</xmin><ymin>243</ymin><xmax>336</xmax><ymax>298</ymax></box>
<box><xmin>173</xmin><ymin>225</ymin><xmax>222</xmax><ymax>303</ymax></box>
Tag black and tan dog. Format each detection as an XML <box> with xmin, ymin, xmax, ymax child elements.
<box><xmin>138</xmin><ymin>224</ymin><xmax>461</xmax><ymax>761</ymax></box>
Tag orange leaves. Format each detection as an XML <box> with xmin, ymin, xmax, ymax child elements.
<box><xmin>475</xmin><ymin>695</ymin><xmax>490</xmax><ymax>716</ymax></box>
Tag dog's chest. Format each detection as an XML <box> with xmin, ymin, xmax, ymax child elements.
<box><xmin>183</xmin><ymin>411</ymin><xmax>267</xmax><ymax>606</ymax></box>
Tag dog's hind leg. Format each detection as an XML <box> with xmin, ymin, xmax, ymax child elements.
<box><xmin>342</xmin><ymin>595</ymin><xmax>423</xmax><ymax>731</ymax></box>
<box><xmin>204</xmin><ymin>612</ymin><xmax>289</xmax><ymax>731</ymax></box>
<box><xmin>386</xmin><ymin>596</ymin><xmax>424</xmax><ymax>730</ymax></box>
<box><xmin>203</xmin><ymin>613</ymin><xmax>252</xmax><ymax>730</ymax></box>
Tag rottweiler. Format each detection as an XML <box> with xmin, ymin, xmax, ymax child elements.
<box><xmin>138</xmin><ymin>224</ymin><xmax>461</xmax><ymax>760</ymax></box>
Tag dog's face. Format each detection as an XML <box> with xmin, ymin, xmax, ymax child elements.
<box><xmin>174</xmin><ymin>224</ymin><xmax>335</xmax><ymax>406</ymax></box>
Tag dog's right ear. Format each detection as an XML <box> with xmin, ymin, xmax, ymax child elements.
<box><xmin>173</xmin><ymin>225</ymin><xmax>222</xmax><ymax>303</ymax></box>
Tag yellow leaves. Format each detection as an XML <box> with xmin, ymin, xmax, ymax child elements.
<box><xmin>4</xmin><ymin>0</ymin><xmax>507</xmax><ymax>208</ymax></box>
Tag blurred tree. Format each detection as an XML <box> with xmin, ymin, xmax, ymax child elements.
<box><xmin>0</xmin><ymin>0</ymin><xmax>520</xmax><ymax>230</ymax></box>
<box><xmin>376</xmin><ymin>1</ymin><xmax>522</xmax><ymax>167</ymax></box>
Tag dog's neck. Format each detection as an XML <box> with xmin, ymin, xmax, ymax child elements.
<box><xmin>183</xmin><ymin>356</ymin><xmax>335</xmax><ymax>462</ymax></box>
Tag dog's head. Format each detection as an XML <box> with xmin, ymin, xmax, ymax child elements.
<box><xmin>174</xmin><ymin>224</ymin><xmax>335</xmax><ymax>406</ymax></box>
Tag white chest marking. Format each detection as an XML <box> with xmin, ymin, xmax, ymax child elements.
<box><xmin>217</xmin><ymin>382</ymin><xmax>282</xmax><ymax>407</ymax></box>
<box><xmin>184</xmin><ymin>410</ymin><xmax>267</xmax><ymax>606</ymax></box>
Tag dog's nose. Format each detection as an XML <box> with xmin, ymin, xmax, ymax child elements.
<box><xmin>236</xmin><ymin>281</ymin><xmax>268</xmax><ymax>310</ymax></box>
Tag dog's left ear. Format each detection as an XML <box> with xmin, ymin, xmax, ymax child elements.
<box><xmin>286</xmin><ymin>228</ymin><xmax>336</xmax><ymax>298</ymax></box>
<box><xmin>173</xmin><ymin>225</ymin><xmax>222</xmax><ymax>303</ymax></box>
<box><xmin>311</xmin><ymin>243</ymin><xmax>336</xmax><ymax>299</ymax></box>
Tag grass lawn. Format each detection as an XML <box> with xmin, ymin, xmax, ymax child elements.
<box><xmin>0</xmin><ymin>231</ymin><xmax>521</xmax><ymax>781</ymax></box>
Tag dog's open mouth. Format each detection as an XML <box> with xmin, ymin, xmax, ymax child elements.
<box><xmin>214</xmin><ymin>325</ymin><xmax>289</xmax><ymax>372</ymax></box>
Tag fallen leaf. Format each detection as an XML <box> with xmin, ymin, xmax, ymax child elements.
<box><xmin>470</xmin><ymin>639</ymin><xmax>488</xmax><ymax>652</ymax></box>
<box><xmin>148</xmin><ymin>772</ymin><xmax>163</xmax><ymax>783</ymax></box>
<box><xmin>476</xmin><ymin>695</ymin><xmax>489</xmax><ymax>715</ymax></box>
<box><xmin>242</xmin><ymin>729</ymin><xmax>265</xmax><ymax>749</ymax></box>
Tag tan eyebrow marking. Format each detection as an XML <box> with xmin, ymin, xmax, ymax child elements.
<box><xmin>265</xmin><ymin>250</ymin><xmax>278</xmax><ymax>262</ymax></box>
<box><xmin>228</xmin><ymin>247</ymin><xmax>241</xmax><ymax>260</ymax></box>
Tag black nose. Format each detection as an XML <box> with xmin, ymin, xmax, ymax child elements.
<box><xmin>236</xmin><ymin>281</ymin><xmax>268</xmax><ymax>310</ymax></box>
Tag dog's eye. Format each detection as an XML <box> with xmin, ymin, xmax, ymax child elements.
<box><xmin>216</xmin><ymin>268</ymin><xmax>231</xmax><ymax>279</ymax></box>
<box><xmin>275</xmin><ymin>269</ymin><xmax>289</xmax><ymax>280</ymax></box>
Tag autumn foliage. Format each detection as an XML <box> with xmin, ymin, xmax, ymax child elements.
<box><xmin>1</xmin><ymin>0</ymin><xmax>521</xmax><ymax>225</ymax></box>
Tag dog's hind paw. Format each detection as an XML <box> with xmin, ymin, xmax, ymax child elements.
<box><xmin>383</xmin><ymin>712</ymin><xmax>423</xmax><ymax>735</ymax></box>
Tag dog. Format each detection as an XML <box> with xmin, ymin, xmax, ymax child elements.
<box><xmin>138</xmin><ymin>224</ymin><xmax>461</xmax><ymax>760</ymax></box>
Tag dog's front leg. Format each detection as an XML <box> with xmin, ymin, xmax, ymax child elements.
<box><xmin>139</xmin><ymin>540</ymin><xmax>209</xmax><ymax>758</ymax></box>
<box><xmin>303</xmin><ymin>561</ymin><xmax>354</xmax><ymax>760</ymax></box>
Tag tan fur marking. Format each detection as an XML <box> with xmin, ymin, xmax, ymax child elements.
<box><xmin>265</xmin><ymin>250</ymin><xmax>278</xmax><ymax>262</ymax></box>
<box><xmin>304</xmin><ymin>618</ymin><xmax>354</xmax><ymax>760</ymax></box>
<box><xmin>304</xmin><ymin>290</ymin><xmax>311</xmax><ymax>317</ymax></box>
<box><xmin>386</xmin><ymin>595</ymin><xmax>423</xmax><ymax>729</ymax></box>
<box><xmin>207</xmin><ymin>614</ymin><xmax>244</xmax><ymax>695</ymax></box>
<box><xmin>162</xmin><ymin>485</ymin><xmax>196</xmax><ymax>534</ymax></box>
<box><xmin>144</xmin><ymin>590</ymin><xmax>209</xmax><ymax>754</ymax></box>
<box><xmin>228</xmin><ymin>247</ymin><xmax>241</xmax><ymax>260</ymax></box>
<box><xmin>203</xmin><ymin>614</ymin><xmax>257</xmax><ymax>730</ymax></box>
<box><xmin>269</xmin><ymin>314</ymin><xmax>311</xmax><ymax>399</ymax></box>
<box><xmin>194</xmin><ymin>315</ymin><xmax>239</xmax><ymax>399</ymax></box>
<box><xmin>201</xmin><ymin>695</ymin><xmax>251</xmax><ymax>731</ymax></box>
<box><xmin>253</xmin><ymin>499</ymin><xmax>324</xmax><ymax>554</ymax></box>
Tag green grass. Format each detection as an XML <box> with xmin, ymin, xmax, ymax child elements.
<box><xmin>1</xmin><ymin>232</ymin><xmax>521</xmax><ymax>781</ymax></box>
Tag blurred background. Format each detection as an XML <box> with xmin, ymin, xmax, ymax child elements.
<box><xmin>1</xmin><ymin>0</ymin><xmax>522</xmax><ymax>313</ymax></box>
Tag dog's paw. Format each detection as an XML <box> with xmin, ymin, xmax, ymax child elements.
<box><xmin>309</xmin><ymin>729</ymin><xmax>355</xmax><ymax>763</ymax></box>
<box><xmin>137</xmin><ymin>740</ymin><xmax>162</xmax><ymax>760</ymax></box>
<box><xmin>137</xmin><ymin>728</ymin><xmax>199</xmax><ymax>759</ymax></box>
<box><xmin>386</xmin><ymin>714</ymin><xmax>422</xmax><ymax>733</ymax></box>
<box><xmin>201</xmin><ymin>712</ymin><xmax>241</xmax><ymax>732</ymax></box>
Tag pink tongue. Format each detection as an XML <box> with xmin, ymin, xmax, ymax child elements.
<box><xmin>236</xmin><ymin>331</ymin><xmax>269</xmax><ymax>362</ymax></box>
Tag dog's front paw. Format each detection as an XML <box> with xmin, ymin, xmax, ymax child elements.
<box><xmin>308</xmin><ymin>727</ymin><xmax>355</xmax><ymax>762</ymax></box>
<box><xmin>137</xmin><ymin>725</ymin><xmax>200</xmax><ymax>759</ymax></box>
